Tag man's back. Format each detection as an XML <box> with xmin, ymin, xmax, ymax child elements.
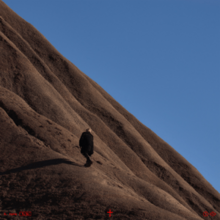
<box><xmin>79</xmin><ymin>131</ymin><xmax>93</xmax><ymax>153</ymax></box>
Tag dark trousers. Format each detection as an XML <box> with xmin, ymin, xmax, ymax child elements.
<box><xmin>81</xmin><ymin>151</ymin><xmax>92</xmax><ymax>163</ymax></box>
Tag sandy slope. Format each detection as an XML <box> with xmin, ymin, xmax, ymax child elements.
<box><xmin>0</xmin><ymin>1</ymin><xmax>219</xmax><ymax>219</ymax></box>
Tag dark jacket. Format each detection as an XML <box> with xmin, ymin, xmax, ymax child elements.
<box><xmin>79</xmin><ymin>131</ymin><xmax>94</xmax><ymax>156</ymax></box>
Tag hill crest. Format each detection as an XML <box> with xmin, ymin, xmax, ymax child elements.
<box><xmin>0</xmin><ymin>1</ymin><xmax>219</xmax><ymax>219</ymax></box>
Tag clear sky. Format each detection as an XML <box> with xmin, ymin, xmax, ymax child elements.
<box><xmin>3</xmin><ymin>0</ymin><xmax>219</xmax><ymax>193</ymax></box>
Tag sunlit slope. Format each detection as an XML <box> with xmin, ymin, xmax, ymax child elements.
<box><xmin>0</xmin><ymin>1</ymin><xmax>219</xmax><ymax>219</ymax></box>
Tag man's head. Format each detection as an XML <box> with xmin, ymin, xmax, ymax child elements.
<box><xmin>86</xmin><ymin>128</ymin><xmax>92</xmax><ymax>133</ymax></box>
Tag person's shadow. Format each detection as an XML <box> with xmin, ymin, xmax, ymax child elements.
<box><xmin>0</xmin><ymin>158</ymin><xmax>84</xmax><ymax>175</ymax></box>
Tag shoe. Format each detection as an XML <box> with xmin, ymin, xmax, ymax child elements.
<box><xmin>84</xmin><ymin>160</ymin><xmax>93</xmax><ymax>167</ymax></box>
<box><xmin>88</xmin><ymin>160</ymin><xmax>93</xmax><ymax>167</ymax></box>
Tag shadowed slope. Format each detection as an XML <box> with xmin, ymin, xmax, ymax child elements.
<box><xmin>0</xmin><ymin>1</ymin><xmax>219</xmax><ymax>219</ymax></box>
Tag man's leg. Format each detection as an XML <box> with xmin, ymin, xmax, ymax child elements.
<box><xmin>81</xmin><ymin>151</ymin><xmax>92</xmax><ymax>166</ymax></box>
<box><xmin>81</xmin><ymin>151</ymin><xmax>90</xmax><ymax>161</ymax></box>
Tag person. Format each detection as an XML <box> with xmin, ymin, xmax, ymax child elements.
<box><xmin>79</xmin><ymin>128</ymin><xmax>94</xmax><ymax>167</ymax></box>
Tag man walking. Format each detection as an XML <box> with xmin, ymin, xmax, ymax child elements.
<box><xmin>79</xmin><ymin>128</ymin><xmax>94</xmax><ymax>167</ymax></box>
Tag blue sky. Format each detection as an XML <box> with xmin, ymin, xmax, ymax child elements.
<box><xmin>3</xmin><ymin>0</ymin><xmax>219</xmax><ymax>193</ymax></box>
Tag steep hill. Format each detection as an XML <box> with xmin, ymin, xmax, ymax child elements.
<box><xmin>0</xmin><ymin>1</ymin><xmax>219</xmax><ymax>219</ymax></box>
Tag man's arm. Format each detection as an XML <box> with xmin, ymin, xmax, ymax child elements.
<box><xmin>79</xmin><ymin>134</ymin><xmax>83</xmax><ymax>148</ymax></box>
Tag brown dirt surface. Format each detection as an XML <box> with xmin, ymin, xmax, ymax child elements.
<box><xmin>0</xmin><ymin>1</ymin><xmax>219</xmax><ymax>219</ymax></box>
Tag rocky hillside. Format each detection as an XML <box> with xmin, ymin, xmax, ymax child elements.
<box><xmin>0</xmin><ymin>1</ymin><xmax>219</xmax><ymax>219</ymax></box>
